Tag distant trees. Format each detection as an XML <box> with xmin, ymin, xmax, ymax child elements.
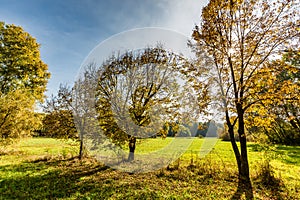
<box><xmin>176</xmin><ymin>125</ymin><xmax>192</xmax><ymax>137</ymax></box>
<box><xmin>167</xmin><ymin>120</ymin><xmax>222</xmax><ymax>138</ymax></box>
<box><xmin>196</xmin><ymin>121</ymin><xmax>220</xmax><ymax>138</ymax></box>
<box><xmin>190</xmin><ymin>0</ymin><xmax>299</xmax><ymax>197</ymax></box>
<box><xmin>0</xmin><ymin>22</ymin><xmax>50</xmax><ymax>144</ymax></box>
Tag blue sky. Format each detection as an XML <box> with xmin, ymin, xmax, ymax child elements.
<box><xmin>0</xmin><ymin>0</ymin><xmax>208</xmax><ymax>96</ymax></box>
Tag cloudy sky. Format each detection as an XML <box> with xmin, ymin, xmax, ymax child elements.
<box><xmin>0</xmin><ymin>0</ymin><xmax>208</xmax><ymax>96</ymax></box>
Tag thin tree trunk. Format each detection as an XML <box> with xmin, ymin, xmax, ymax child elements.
<box><xmin>78</xmin><ymin>129</ymin><xmax>85</xmax><ymax>159</ymax></box>
<box><xmin>226</xmin><ymin>111</ymin><xmax>242</xmax><ymax>173</ymax></box>
<box><xmin>79</xmin><ymin>140</ymin><xmax>84</xmax><ymax>159</ymax></box>
<box><xmin>127</xmin><ymin>136</ymin><xmax>136</xmax><ymax>162</ymax></box>
<box><xmin>228</xmin><ymin>124</ymin><xmax>242</xmax><ymax>173</ymax></box>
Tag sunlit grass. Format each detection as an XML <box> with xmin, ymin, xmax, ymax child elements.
<box><xmin>0</xmin><ymin>137</ymin><xmax>299</xmax><ymax>199</ymax></box>
<box><xmin>0</xmin><ymin>138</ymin><xmax>78</xmax><ymax>166</ymax></box>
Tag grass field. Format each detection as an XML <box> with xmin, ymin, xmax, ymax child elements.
<box><xmin>0</xmin><ymin>137</ymin><xmax>299</xmax><ymax>199</ymax></box>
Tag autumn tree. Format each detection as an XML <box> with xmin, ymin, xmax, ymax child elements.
<box><xmin>0</xmin><ymin>90</ymin><xmax>40</xmax><ymax>145</ymax></box>
<box><xmin>42</xmin><ymin>83</ymin><xmax>97</xmax><ymax>158</ymax></box>
<box><xmin>42</xmin><ymin>84</ymin><xmax>77</xmax><ymax>139</ymax></box>
<box><xmin>176</xmin><ymin>125</ymin><xmax>192</xmax><ymax>137</ymax></box>
<box><xmin>246</xmin><ymin>49</ymin><xmax>300</xmax><ymax>144</ymax></box>
<box><xmin>280</xmin><ymin>48</ymin><xmax>300</xmax><ymax>135</ymax></box>
<box><xmin>95</xmin><ymin>47</ymin><xmax>189</xmax><ymax>161</ymax></box>
<box><xmin>0</xmin><ymin>22</ymin><xmax>50</xmax><ymax>143</ymax></box>
<box><xmin>190</xmin><ymin>0</ymin><xmax>299</xmax><ymax>198</ymax></box>
<box><xmin>0</xmin><ymin>22</ymin><xmax>50</xmax><ymax>99</ymax></box>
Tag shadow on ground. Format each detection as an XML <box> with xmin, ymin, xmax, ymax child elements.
<box><xmin>0</xmin><ymin>157</ymin><xmax>115</xmax><ymax>199</ymax></box>
<box><xmin>0</xmin><ymin>155</ymin><xmax>295</xmax><ymax>199</ymax></box>
<box><xmin>248</xmin><ymin>143</ymin><xmax>300</xmax><ymax>165</ymax></box>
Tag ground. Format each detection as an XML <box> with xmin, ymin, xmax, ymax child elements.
<box><xmin>0</xmin><ymin>137</ymin><xmax>299</xmax><ymax>199</ymax></box>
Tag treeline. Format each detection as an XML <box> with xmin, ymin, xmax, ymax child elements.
<box><xmin>165</xmin><ymin>121</ymin><xmax>223</xmax><ymax>138</ymax></box>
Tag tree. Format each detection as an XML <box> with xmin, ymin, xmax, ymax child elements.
<box><xmin>177</xmin><ymin>125</ymin><xmax>192</xmax><ymax>137</ymax></box>
<box><xmin>279</xmin><ymin>48</ymin><xmax>300</xmax><ymax>135</ymax></box>
<box><xmin>0</xmin><ymin>22</ymin><xmax>50</xmax><ymax>100</ymax></box>
<box><xmin>0</xmin><ymin>22</ymin><xmax>50</xmax><ymax>143</ymax></box>
<box><xmin>166</xmin><ymin>121</ymin><xmax>180</xmax><ymax>137</ymax></box>
<box><xmin>246</xmin><ymin>49</ymin><xmax>300</xmax><ymax>144</ymax></box>
<box><xmin>190</xmin><ymin>0</ymin><xmax>299</xmax><ymax>198</ymax></box>
<box><xmin>73</xmin><ymin>64</ymin><xmax>103</xmax><ymax>159</ymax></box>
<box><xmin>0</xmin><ymin>90</ymin><xmax>41</xmax><ymax>145</ymax></box>
<box><xmin>95</xmin><ymin>47</ymin><xmax>186</xmax><ymax>161</ymax></box>
<box><xmin>42</xmin><ymin>84</ymin><xmax>77</xmax><ymax>139</ymax></box>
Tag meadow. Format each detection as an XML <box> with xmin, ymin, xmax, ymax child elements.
<box><xmin>0</xmin><ymin>137</ymin><xmax>299</xmax><ymax>199</ymax></box>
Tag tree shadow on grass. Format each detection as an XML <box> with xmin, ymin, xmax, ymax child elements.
<box><xmin>248</xmin><ymin>143</ymin><xmax>300</xmax><ymax>165</ymax></box>
<box><xmin>273</xmin><ymin>145</ymin><xmax>300</xmax><ymax>165</ymax></box>
<box><xmin>0</xmin><ymin>157</ymin><xmax>114</xmax><ymax>199</ymax></box>
<box><xmin>0</xmin><ymin>156</ymin><xmax>166</xmax><ymax>199</ymax></box>
<box><xmin>230</xmin><ymin>179</ymin><xmax>287</xmax><ymax>200</ymax></box>
<box><xmin>230</xmin><ymin>179</ymin><xmax>254</xmax><ymax>200</ymax></box>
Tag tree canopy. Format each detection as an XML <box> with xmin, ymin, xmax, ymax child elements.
<box><xmin>73</xmin><ymin>46</ymin><xmax>206</xmax><ymax>161</ymax></box>
<box><xmin>0</xmin><ymin>22</ymin><xmax>50</xmax><ymax>143</ymax></box>
<box><xmin>94</xmin><ymin>47</ymin><xmax>190</xmax><ymax>161</ymax></box>
<box><xmin>0</xmin><ymin>22</ymin><xmax>50</xmax><ymax>100</ymax></box>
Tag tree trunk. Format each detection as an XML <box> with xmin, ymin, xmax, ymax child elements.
<box><xmin>236</xmin><ymin>104</ymin><xmax>253</xmax><ymax>199</ymax></box>
<box><xmin>78</xmin><ymin>130</ymin><xmax>85</xmax><ymax>159</ymax></box>
<box><xmin>79</xmin><ymin>139</ymin><xmax>84</xmax><ymax>159</ymax></box>
<box><xmin>228</xmin><ymin>125</ymin><xmax>242</xmax><ymax>173</ymax></box>
<box><xmin>127</xmin><ymin>136</ymin><xmax>136</xmax><ymax>162</ymax></box>
<box><xmin>225</xmin><ymin>111</ymin><xmax>242</xmax><ymax>173</ymax></box>
<box><xmin>284</xmin><ymin>105</ymin><xmax>300</xmax><ymax>132</ymax></box>
<box><xmin>238</xmin><ymin>114</ymin><xmax>250</xmax><ymax>180</ymax></box>
<box><xmin>227</xmin><ymin>104</ymin><xmax>253</xmax><ymax>199</ymax></box>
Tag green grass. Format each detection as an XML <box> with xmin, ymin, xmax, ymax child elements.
<box><xmin>0</xmin><ymin>137</ymin><xmax>299</xmax><ymax>199</ymax></box>
<box><xmin>0</xmin><ymin>138</ymin><xmax>78</xmax><ymax>165</ymax></box>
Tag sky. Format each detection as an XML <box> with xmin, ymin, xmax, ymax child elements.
<box><xmin>0</xmin><ymin>0</ymin><xmax>209</xmax><ymax>96</ymax></box>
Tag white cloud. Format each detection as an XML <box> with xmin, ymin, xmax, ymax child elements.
<box><xmin>153</xmin><ymin>0</ymin><xmax>208</xmax><ymax>37</ymax></box>
<box><xmin>0</xmin><ymin>0</ymin><xmax>209</xmax><ymax>96</ymax></box>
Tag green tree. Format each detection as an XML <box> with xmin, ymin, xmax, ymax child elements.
<box><xmin>190</xmin><ymin>0</ymin><xmax>299</xmax><ymax>198</ymax></box>
<box><xmin>0</xmin><ymin>22</ymin><xmax>50</xmax><ymax>144</ymax></box>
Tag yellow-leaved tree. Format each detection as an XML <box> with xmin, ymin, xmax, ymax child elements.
<box><xmin>189</xmin><ymin>0</ymin><xmax>299</xmax><ymax>198</ymax></box>
<box><xmin>0</xmin><ymin>22</ymin><xmax>50</xmax><ymax>144</ymax></box>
